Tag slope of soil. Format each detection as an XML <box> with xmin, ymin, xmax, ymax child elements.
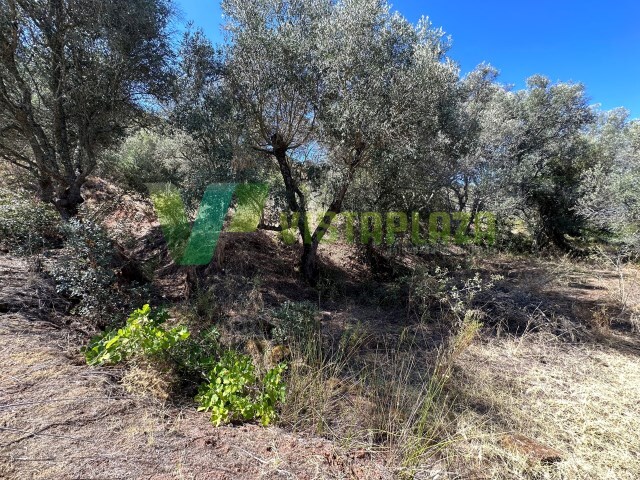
<box><xmin>0</xmin><ymin>256</ymin><xmax>391</xmax><ymax>480</ymax></box>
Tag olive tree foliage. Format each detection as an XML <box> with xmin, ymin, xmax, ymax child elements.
<box><xmin>576</xmin><ymin>111</ymin><xmax>640</xmax><ymax>251</ymax></box>
<box><xmin>0</xmin><ymin>0</ymin><xmax>174</xmax><ymax>218</ymax></box>
<box><xmin>222</xmin><ymin>0</ymin><xmax>460</xmax><ymax>282</ymax></box>
<box><xmin>442</xmin><ymin>66</ymin><xmax>503</xmax><ymax>214</ymax></box>
<box><xmin>336</xmin><ymin>13</ymin><xmax>461</xmax><ymax>215</ymax></box>
<box><xmin>478</xmin><ymin>76</ymin><xmax>595</xmax><ymax>248</ymax></box>
<box><xmin>168</xmin><ymin>29</ymin><xmax>277</xmax><ymax>210</ymax></box>
<box><xmin>171</xmin><ymin>30</ymin><xmax>234</xmax><ymax>199</ymax></box>
<box><xmin>222</xmin><ymin>0</ymin><xmax>325</xmax><ymax>249</ymax></box>
<box><xmin>99</xmin><ymin>129</ymin><xmax>189</xmax><ymax>194</ymax></box>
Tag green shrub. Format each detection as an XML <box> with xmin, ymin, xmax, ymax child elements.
<box><xmin>406</xmin><ymin>267</ymin><xmax>503</xmax><ymax>322</ymax></box>
<box><xmin>100</xmin><ymin>130</ymin><xmax>185</xmax><ymax>193</ymax></box>
<box><xmin>196</xmin><ymin>350</ymin><xmax>287</xmax><ymax>426</ymax></box>
<box><xmin>271</xmin><ymin>301</ymin><xmax>319</xmax><ymax>346</ymax></box>
<box><xmin>0</xmin><ymin>187</ymin><xmax>60</xmax><ymax>254</ymax></box>
<box><xmin>84</xmin><ymin>304</ymin><xmax>190</xmax><ymax>365</ymax></box>
<box><xmin>171</xmin><ymin>325</ymin><xmax>221</xmax><ymax>379</ymax></box>
<box><xmin>85</xmin><ymin>305</ymin><xmax>287</xmax><ymax>427</ymax></box>
<box><xmin>48</xmin><ymin>219</ymin><xmax>147</xmax><ymax>322</ymax></box>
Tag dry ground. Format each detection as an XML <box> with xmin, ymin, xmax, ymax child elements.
<box><xmin>2</xmin><ymin>205</ymin><xmax>640</xmax><ymax>479</ymax></box>
<box><xmin>447</xmin><ymin>333</ymin><xmax>640</xmax><ymax>479</ymax></box>
<box><xmin>441</xmin><ymin>256</ymin><xmax>640</xmax><ymax>479</ymax></box>
<box><xmin>0</xmin><ymin>256</ymin><xmax>391</xmax><ymax>480</ymax></box>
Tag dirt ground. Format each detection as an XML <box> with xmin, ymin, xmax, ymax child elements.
<box><xmin>2</xmin><ymin>233</ymin><xmax>640</xmax><ymax>479</ymax></box>
<box><xmin>0</xmin><ymin>256</ymin><xmax>392</xmax><ymax>480</ymax></box>
<box><xmin>442</xmin><ymin>255</ymin><xmax>640</xmax><ymax>479</ymax></box>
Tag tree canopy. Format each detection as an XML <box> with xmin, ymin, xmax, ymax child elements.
<box><xmin>0</xmin><ymin>0</ymin><xmax>174</xmax><ymax>217</ymax></box>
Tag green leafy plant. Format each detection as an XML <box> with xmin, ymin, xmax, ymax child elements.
<box><xmin>196</xmin><ymin>350</ymin><xmax>287</xmax><ymax>426</ymax></box>
<box><xmin>0</xmin><ymin>187</ymin><xmax>60</xmax><ymax>254</ymax></box>
<box><xmin>84</xmin><ymin>304</ymin><xmax>190</xmax><ymax>366</ymax></box>
<box><xmin>85</xmin><ymin>305</ymin><xmax>286</xmax><ymax>428</ymax></box>
<box><xmin>171</xmin><ymin>325</ymin><xmax>221</xmax><ymax>378</ymax></box>
<box><xmin>271</xmin><ymin>301</ymin><xmax>319</xmax><ymax>346</ymax></box>
<box><xmin>258</xmin><ymin>361</ymin><xmax>288</xmax><ymax>426</ymax></box>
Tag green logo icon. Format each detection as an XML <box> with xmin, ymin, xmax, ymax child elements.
<box><xmin>147</xmin><ymin>183</ymin><xmax>269</xmax><ymax>266</ymax></box>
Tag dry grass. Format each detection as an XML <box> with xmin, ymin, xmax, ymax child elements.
<box><xmin>444</xmin><ymin>336</ymin><xmax>640</xmax><ymax>479</ymax></box>
<box><xmin>426</xmin><ymin>256</ymin><xmax>640</xmax><ymax>479</ymax></box>
<box><xmin>121</xmin><ymin>360</ymin><xmax>179</xmax><ymax>400</ymax></box>
<box><xmin>0</xmin><ymin>256</ymin><xmax>394</xmax><ymax>479</ymax></box>
<box><xmin>276</xmin><ymin>252</ymin><xmax>640</xmax><ymax>479</ymax></box>
<box><xmin>277</xmin><ymin>308</ymin><xmax>484</xmax><ymax>478</ymax></box>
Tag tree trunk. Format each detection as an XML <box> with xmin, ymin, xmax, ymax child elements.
<box><xmin>272</xmin><ymin>145</ymin><xmax>354</xmax><ymax>285</ymax></box>
<box><xmin>273</xmin><ymin>148</ymin><xmax>317</xmax><ymax>283</ymax></box>
<box><xmin>301</xmin><ymin>173</ymin><xmax>354</xmax><ymax>285</ymax></box>
<box><xmin>55</xmin><ymin>183</ymin><xmax>84</xmax><ymax>220</ymax></box>
<box><xmin>301</xmin><ymin>240</ymin><xmax>319</xmax><ymax>286</ymax></box>
<box><xmin>38</xmin><ymin>176</ymin><xmax>55</xmax><ymax>205</ymax></box>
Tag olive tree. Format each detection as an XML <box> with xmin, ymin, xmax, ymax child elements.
<box><xmin>169</xmin><ymin>29</ymin><xmax>250</xmax><ymax>208</ymax></box>
<box><xmin>0</xmin><ymin>0</ymin><xmax>174</xmax><ymax>218</ymax></box>
<box><xmin>576</xmin><ymin>111</ymin><xmax>640</xmax><ymax>250</ymax></box>
<box><xmin>223</xmin><ymin>0</ymin><xmax>459</xmax><ymax>282</ymax></box>
<box><xmin>222</xmin><ymin>0</ymin><xmax>326</xmax><ymax>279</ymax></box>
<box><xmin>480</xmin><ymin>76</ymin><xmax>595</xmax><ymax>248</ymax></box>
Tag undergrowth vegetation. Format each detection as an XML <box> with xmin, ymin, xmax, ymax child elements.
<box><xmin>46</xmin><ymin>219</ymin><xmax>148</xmax><ymax>323</ymax></box>
<box><xmin>0</xmin><ymin>187</ymin><xmax>61</xmax><ymax>254</ymax></box>
<box><xmin>79</xmin><ymin>264</ymin><xmax>492</xmax><ymax>455</ymax></box>
<box><xmin>84</xmin><ymin>305</ymin><xmax>190</xmax><ymax>366</ymax></box>
<box><xmin>84</xmin><ymin>304</ymin><xmax>288</xmax><ymax>427</ymax></box>
<box><xmin>196</xmin><ymin>351</ymin><xmax>287</xmax><ymax>426</ymax></box>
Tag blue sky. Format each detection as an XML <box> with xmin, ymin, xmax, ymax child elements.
<box><xmin>175</xmin><ymin>0</ymin><xmax>640</xmax><ymax>118</ymax></box>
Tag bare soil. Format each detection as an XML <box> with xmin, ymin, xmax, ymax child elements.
<box><xmin>0</xmin><ymin>256</ymin><xmax>392</xmax><ymax>480</ymax></box>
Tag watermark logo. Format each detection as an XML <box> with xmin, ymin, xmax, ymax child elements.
<box><xmin>148</xmin><ymin>183</ymin><xmax>496</xmax><ymax>266</ymax></box>
<box><xmin>147</xmin><ymin>183</ymin><xmax>269</xmax><ymax>266</ymax></box>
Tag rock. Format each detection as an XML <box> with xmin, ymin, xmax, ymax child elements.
<box><xmin>500</xmin><ymin>433</ymin><xmax>563</xmax><ymax>464</ymax></box>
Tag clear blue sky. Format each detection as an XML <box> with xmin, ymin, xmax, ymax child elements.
<box><xmin>175</xmin><ymin>0</ymin><xmax>640</xmax><ymax>118</ymax></box>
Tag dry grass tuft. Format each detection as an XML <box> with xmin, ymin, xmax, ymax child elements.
<box><xmin>278</xmin><ymin>309</ymin><xmax>485</xmax><ymax>478</ymax></box>
<box><xmin>120</xmin><ymin>360</ymin><xmax>179</xmax><ymax>400</ymax></box>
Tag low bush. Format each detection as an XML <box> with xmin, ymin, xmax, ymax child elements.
<box><xmin>171</xmin><ymin>325</ymin><xmax>221</xmax><ymax>379</ymax></box>
<box><xmin>406</xmin><ymin>266</ymin><xmax>503</xmax><ymax>323</ymax></box>
<box><xmin>271</xmin><ymin>301</ymin><xmax>319</xmax><ymax>347</ymax></box>
<box><xmin>48</xmin><ymin>219</ymin><xmax>147</xmax><ymax>322</ymax></box>
<box><xmin>84</xmin><ymin>304</ymin><xmax>190</xmax><ymax>365</ymax></box>
<box><xmin>85</xmin><ymin>304</ymin><xmax>288</xmax><ymax>427</ymax></box>
<box><xmin>196</xmin><ymin>350</ymin><xmax>287</xmax><ymax>427</ymax></box>
<box><xmin>100</xmin><ymin>130</ymin><xmax>185</xmax><ymax>193</ymax></box>
<box><xmin>0</xmin><ymin>187</ymin><xmax>61</xmax><ymax>254</ymax></box>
